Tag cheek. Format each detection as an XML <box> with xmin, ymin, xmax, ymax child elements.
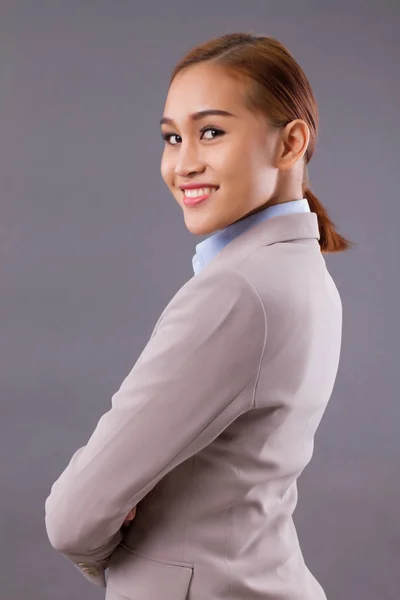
<box><xmin>232</xmin><ymin>140</ymin><xmax>271</xmax><ymax>184</ymax></box>
<box><xmin>218</xmin><ymin>136</ymin><xmax>258</xmax><ymax>177</ymax></box>
<box><xmin>217</xmin><ymin>141</ymin><xmax>270</xmax><ymax>200</ymax></box>
<box><xmin>211</xmin><ymin>144</ymin><xmax>244</xmax><ymax>179</ymax></box>
<box><xmin>160</xmin><ymin>155</ymin><xmax>172</xmax><ymax>185</ymax></box>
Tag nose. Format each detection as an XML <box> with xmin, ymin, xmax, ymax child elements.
<box><xmin>174</xmin><ymin>143</ymin><xmax>205</xmax><ymax>177</ymax></box>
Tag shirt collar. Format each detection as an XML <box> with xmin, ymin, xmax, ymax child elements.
<box><xmin>192</xmin><ymin>198</ymin><xmax>310</xmax><ymax>275</ymax></box>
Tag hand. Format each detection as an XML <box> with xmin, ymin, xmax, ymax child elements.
<box><xmin>122</xmin><ymin>506</ymin><xmax>136</xmax><ymax>526</ymax></box>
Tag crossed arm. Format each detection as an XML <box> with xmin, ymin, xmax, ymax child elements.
<box><xmin>44</xmin><ymin>269</ymin><xmax>266</xmax><ymax>587</ymax></box>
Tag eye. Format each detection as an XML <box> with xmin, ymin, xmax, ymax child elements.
<box><xmin>161</xmin><ymin>126</ymin><xmax>225</xmax><ymax>146</ymax></box>
<box><xmin>161</xmin><ymin>132</ymin><xmax>181</xmax><ymax>145</ymax></box>
<box><xmin>200</xmin><ymin>126</ymin><xmax>224</xmax><ymax>140</ymax></box>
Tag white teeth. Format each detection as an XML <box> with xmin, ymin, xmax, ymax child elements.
<box><xmin>184</xmin><ymin>187</ymin><xmax>218</xmax><ymax>198</ymax></box>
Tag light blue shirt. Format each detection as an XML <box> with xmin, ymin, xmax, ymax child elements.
<box><xmin>192</xmin><ymin>198</ymin><xmax>311</xmax><ymax>275</ymax></box>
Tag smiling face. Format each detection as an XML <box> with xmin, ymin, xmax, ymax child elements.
<box><xmin>160</xmin><ymin>62</ymin><xmax>285</xmax><ymax>235</ymax></box>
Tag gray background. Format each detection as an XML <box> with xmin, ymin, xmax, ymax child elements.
<box><xmin>1</xmin><ymin>1</ymin><xmax>399</xmax><ymax>598</ymax></box>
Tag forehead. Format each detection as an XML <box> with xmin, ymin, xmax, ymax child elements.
<box><xmin>163</xmin><ymin>62</ymin><xmax>248</xmax><ymax>119</ymax></box>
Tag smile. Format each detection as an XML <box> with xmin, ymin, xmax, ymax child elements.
<box><xmin>182</xmin><ymin>187</ymin><xmax>219</xmax><ymax>207</ymax></box>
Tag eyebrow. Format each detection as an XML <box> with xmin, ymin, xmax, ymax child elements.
<box><xmin>160</xmin><ymin>109</ymin><xmax>237</xmax><ymax>126</ymax></box>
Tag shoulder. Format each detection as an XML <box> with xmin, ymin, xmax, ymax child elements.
<box><xmin>172</xmin><ymin>267</ymin><xmax>265</xmax><ymax>318</ymax></box>
<box><xmin>153</xmin><ymin>267</ymin><xmax>266</xmax><ymax>349</ymax></box>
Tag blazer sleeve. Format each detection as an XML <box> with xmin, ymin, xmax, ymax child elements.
<box><xmin>44</xmin><ymin>267</ymin><xmax>266</xmax><ymax>585</ymax></box>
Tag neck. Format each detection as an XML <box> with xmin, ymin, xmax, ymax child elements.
<box><xmin>233</xmin><ymin>196</ymin><xmax>301</xmax><ymax>226</ymax></box>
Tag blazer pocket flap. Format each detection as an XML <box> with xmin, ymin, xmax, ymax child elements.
<box><xmin>106</xmin><ymin>545</ymin><xmax>193</xmax><ymax>600</ymax></box>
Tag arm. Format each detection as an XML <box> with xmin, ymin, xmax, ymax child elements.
<box><xmin>44</xmin><ymin>268</ymin><xmax>266</xmax><ymax>586</ymax></box>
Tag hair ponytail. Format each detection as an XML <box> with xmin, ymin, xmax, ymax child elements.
<box><xmin>303</xmin><ymin>188</ymin><xmax>354</xmax><ymax>253</ymax></box>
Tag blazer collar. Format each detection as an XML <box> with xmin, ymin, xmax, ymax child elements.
<box><xmin>195</xmin><ymin>211</ymin><xmax>320</xmax><ymax>275</ymax></box>
<box><xmin>192</xmin><ymin>199</ymin><xmax>312</xmax><ymax>275</ymax></box>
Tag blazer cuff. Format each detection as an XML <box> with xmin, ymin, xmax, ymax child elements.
<box><xmin>73</xmin><ymin>559</ymin><xmax>108</xmax><ymax>588</ymax></box>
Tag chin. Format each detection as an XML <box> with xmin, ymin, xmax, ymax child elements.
<box><xmin>183</xmin><ymin>213</ymin><xmax>220</xmax><ymax>236</ymax></box>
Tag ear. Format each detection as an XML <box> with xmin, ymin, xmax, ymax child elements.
<box><xmin>277</xmin><ymin>119</ymin><xmax>310</xmax><ymax>170</ymax></box>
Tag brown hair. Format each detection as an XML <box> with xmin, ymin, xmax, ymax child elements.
<box><xmin>169</xmin><ymin>32</ymin><xmax>354</xmax><ymax>253</ymax></box>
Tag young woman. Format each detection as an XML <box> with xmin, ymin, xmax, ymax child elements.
<box><xmin>45</xmin><ymin>32</ymin><xmax>352</xmax><ymax>599</ymax></box>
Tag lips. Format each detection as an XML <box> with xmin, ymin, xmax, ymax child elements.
<box><xmin>179</xmin><ymin>183</ymin><xmax>219</xmax><ymax>191</ymax></box>
<box><xmin>182</xmin><ymin>187</ymin><xmax>218</xmax><ymax>207</ymax></box>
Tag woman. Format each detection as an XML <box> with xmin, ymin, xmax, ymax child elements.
<box><xmin>45</xmin><ymin>32</ymin><xmax>352</xmax><ymax>599</ymax></box>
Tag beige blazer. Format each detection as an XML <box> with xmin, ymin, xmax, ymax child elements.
<box><xmin>45</xmin><ymin>211</ymin><xmax>342</xmax><ymax>599</ymax></box>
